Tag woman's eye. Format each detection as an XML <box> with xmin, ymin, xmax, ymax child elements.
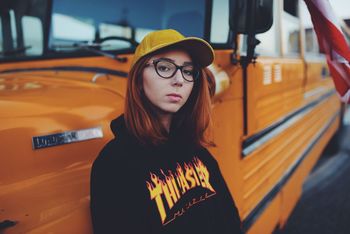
<box><xmin>158</xmin><ymin>65</ymin><xmax>170</xmax><ymax>71</ymax></box>
<box><xmin>183</xmin><ymin>69</ymin><xmax>194</xmax><ymax>75</ymax></box>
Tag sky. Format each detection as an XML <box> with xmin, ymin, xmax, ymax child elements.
<box><xmin>301</xmin><ymin>0</ymin><xmax>350</xmax><ymax>28</ymax></box>
<box><xmin>328</xmin><ymin>0</ymin><xmax>350</xmax><ymax>19</ymax></box>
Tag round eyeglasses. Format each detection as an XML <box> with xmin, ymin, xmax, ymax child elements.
<box><xmin>145</xmin><ymin>58</ymin><xmax>199</xmax><ymax>82</ymax></box>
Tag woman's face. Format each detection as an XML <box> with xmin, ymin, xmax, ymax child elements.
<box><xmin>142</xmin><ymin>49</ymin><xmax>195</xmax><ymax>116</ymax></box>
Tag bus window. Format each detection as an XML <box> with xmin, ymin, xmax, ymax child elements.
<box><xmin>9</xmin><ymin>10</ymin><xmax>17</xmax><ymax>49</ymax></box>
<box><xmin>49</xmin><ymin>0</ymin><xmax>206</xmax><ymax>52</ymax></box>
<box><xmin>210</xmin><ymin>0</ymin><xmax>229</xmax><ymax>44</ymax></box>
<box><xmin>281</xmin><ymin>0</ymin><xmax>301</xmax><ymax>57</ymax></box>
<box><xmin>255</xmin><ymin>0</ymin><xmax>281</xmax><ymax>56</ymax></box>
<box><xmin>22</xmin><ymin>16</ymin><xmax>43</xmax><ymax>55</ymax></box>
<box><xmin>300</xmin><ymin>0</ymin><xmax>322</xmax><ymax>57</ymax></box>
<box><xmin>284</xmin><ymin>0</ymin><xmax>298</xmax><ymax>16</ymax></box>
<box><xmin>305</xmin><ymin>28</ymin><xmax>320</xmax><ymax>54</ymax></box>
<box><xmin>0</xmin><ymin>9</ymin><xmax>19</xmax><ymax>58</ymax></box>
<box><xmin>0</xmin><ymin>0</ymin><xmax>48</xmax><ymax>59</ymax></box>
<box><xmin>99</xmin><ymin>23</ymin><xmax>133</xmax><ymax>49</ymax></box>
<box><xmin>0</xmin><ymin>18</ymin><xmax>2</xmax><ymax>52</ymax></box>
<box><xmin>51</xmin><ymin>13</ymin><xmax>96</xmax><ymax>46</ymax></box>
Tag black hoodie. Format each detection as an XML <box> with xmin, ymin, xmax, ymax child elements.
<box><xmin>90</xmin><ymin>114</ymin><xmax>243</xmax><ymax>234</ymax></box>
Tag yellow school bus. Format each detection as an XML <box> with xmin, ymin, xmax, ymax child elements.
<box><xmin>0</xmin><ymin>0</ymin><xmax>345</xmax><ymax>233</ymax></box>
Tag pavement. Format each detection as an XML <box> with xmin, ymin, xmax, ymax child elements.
<box><xmin>273</xmin><ymin>108</ymin><xmax>350</xmax><ymax>234</ymax></box>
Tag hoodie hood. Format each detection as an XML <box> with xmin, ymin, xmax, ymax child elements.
<box><xmin>110</xmin><ymin>114</ymin><xmax>196</xmax><ymax>152</ymax></box>
<box><xmin>110</xmin><ymin>114</ymin><xmax>131</xmax><ymax>140</ymax></box>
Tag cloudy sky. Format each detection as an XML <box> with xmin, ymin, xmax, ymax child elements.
<box><xmin>329</xmin><ymin>0</ymin><xmax>350</xmax><ymax>19</ymax></box>
<box><xmin>301</xmin><ymin>0</ymin><xmax>350</xmax><ymax>28</ymax></box>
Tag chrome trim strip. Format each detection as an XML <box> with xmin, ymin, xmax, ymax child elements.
<box><xmin>303</xmin><ymin>87</ymin><xmax>327</xmax><ymax>99</ymax></box>
<box><xmin>32</xmin><ymin>126</ymin><xmax>103</xmax><ymax>150</ymax></box>
<box><xmin>242</xmin><ymin>107</ymin><xmax>313</xmax><ymax>156</ymax></box>
<box><xmin>91</xmin><ymin>73</ymin><xmax>110</xmax><ymax>83</ymax></box>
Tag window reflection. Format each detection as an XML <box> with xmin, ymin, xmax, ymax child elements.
<box><xmin>211</xmin><ymin>0</ymin><xmax>229</xmax><ymax>44</ymax></box>
<box><xmin>305</xmin><ymin>28</ymin><xmax>320</xmax><ymax>53</ymax></box>
<box><xmin>300</xmin><ymin>0</ymin><xmax>322</xmax><ymax>56</ymax></box>
<box><xmin>50</xmin><ymin>0</ymin><xmax>206</xmax><ymax>51</ymax></box>
<box><xmin>281</xmin><ymin>11</ymin><xmax>300</xmax><ymax>56</ymax></box>
<box><xmin>255</xmin><ymin>0</ymin><xmax>280</xmax><ymax>56</ymax></box>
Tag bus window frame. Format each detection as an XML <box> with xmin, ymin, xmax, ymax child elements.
<box><xmin>280</xmin><ymin>0</ymin><xmax>302</xmax><ymax>58</ymax></box>
<box><xmin>281</xmin><ymin>12</ymin><xmax>302</xmax><ymax>58</ymax></box>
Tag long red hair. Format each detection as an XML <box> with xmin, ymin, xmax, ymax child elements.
<box><xmin>124</xmin><ymin>49</ymin><xmax>216</xmax><ymax>148</ymax></box>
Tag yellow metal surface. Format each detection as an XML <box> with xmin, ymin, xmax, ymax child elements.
<box><xmin>0</xmin><ymin>9</ymin><xmax>344</xmax><ymax>234</ymax></box>
<box><xmin>246</xmin><ymin>57</ymin><xmax>305</xmax><ymax>137</ymax></box>
<box><xmin>247</xmin><ymin>194</ymin><xmax>281</xmax><ymax>234</ymax></box>
<box><xmin>0</xmin><ymin>56</ymin><xmax>131</xmax><ymax>233</ymax></box>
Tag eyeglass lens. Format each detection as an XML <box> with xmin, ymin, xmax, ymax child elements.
<box><xmin>155</xmin><ymin>60</ymin><xmax>197</xmax><ymax>82</ymax></box>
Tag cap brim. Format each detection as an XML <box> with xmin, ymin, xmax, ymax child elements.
<box><xmin>145</xmin><ymin>37</ymin><xmax>214</xmax><ymax>68</ymax></box>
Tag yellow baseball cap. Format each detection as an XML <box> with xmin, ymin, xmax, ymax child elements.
<box><xmin>130</xmin><ymin>29</ymin><xmax>215</xmax><ymax>68</ymax></box>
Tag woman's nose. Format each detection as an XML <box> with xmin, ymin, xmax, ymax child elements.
<box><xmin>172</xmin><ymin>69</ymin><xmax>184</xmax><ymax>85</ymax></box>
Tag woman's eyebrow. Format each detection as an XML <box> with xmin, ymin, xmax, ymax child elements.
<box><xmin>158</xmin><ymin>57</ymin><xmax>193</xmax><ymax>65</ymax></box>
<box><xmin>183</xmin><ymin>61</ymin><xmax>193</xmax><ymax>65</ymax></box>
<box><xmin>158</xmin><ymin>57</ymin><xmax>174</xmax><ymax>62</ymax></box>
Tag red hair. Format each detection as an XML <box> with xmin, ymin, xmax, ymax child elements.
<box><xmin>124</xmin><ymin>50</ymin><xmax>216</xmax><ymax>148</ymax></box>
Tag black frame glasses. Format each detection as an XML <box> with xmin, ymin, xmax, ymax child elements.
<box><xmin>145</xmin><ymin>58</ymin><xmax>200</xmax><ymax>82</ymax></box>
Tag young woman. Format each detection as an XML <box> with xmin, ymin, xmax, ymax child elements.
<box><xmin>90</xmin><ymin>29</ymin><xmax>243</xmax><ymax>234</ymax></box>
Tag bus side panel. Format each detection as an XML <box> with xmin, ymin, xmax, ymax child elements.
<box><xmin>279</xmin><ymin>114</ymin><xmax>340</xmax><ymax>228</ymax></box>
<box><xmin>0</xmin><ymin>56</ymin><xmax>130</xmax><ymax>233</ymax></box>
<box><xmin>208</xmin><ymin>50</ymin><xmax>245</xmax><ymax>217</ymax></box>
<box><xmin>246</xmin><ymin>194</ymin><xmax>281</xmax><ymax>234</ymax></box>
<box><xmin>241</xmin><ymin>51</ymin><xmax>340</xmax><ymax>232</ymax></box>
<box><xmin>246</xmin><ymin>58</ymin><xmax>304</xmax><ymax>137</ymax></box>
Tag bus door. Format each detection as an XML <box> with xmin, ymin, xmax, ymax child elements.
<box><xmin>240</xmin><ymin>1</ymin><xmax>344</xmax><ymax>233</ymax></box>
<box><xmin>239</xmin><ymin>0</ymin><xmax>305</xmax><ymax>233</ymax></box>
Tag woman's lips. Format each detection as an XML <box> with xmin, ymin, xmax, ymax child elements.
<box><xmin>166</xmin><ymin>94</ymin><xmax>182</xmax><ymax>102</ymax></box>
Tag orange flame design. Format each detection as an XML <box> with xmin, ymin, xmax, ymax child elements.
<box><xmin>146</xmin><ymin>157</ymin><xmax>216</xmax><ymax>225</ymax></box>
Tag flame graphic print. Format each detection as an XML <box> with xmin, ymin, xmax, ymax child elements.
<box><xmin>146</xmin><ymin>157</ymin><xmax>216</xmax><ymax>225</ymax></box>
